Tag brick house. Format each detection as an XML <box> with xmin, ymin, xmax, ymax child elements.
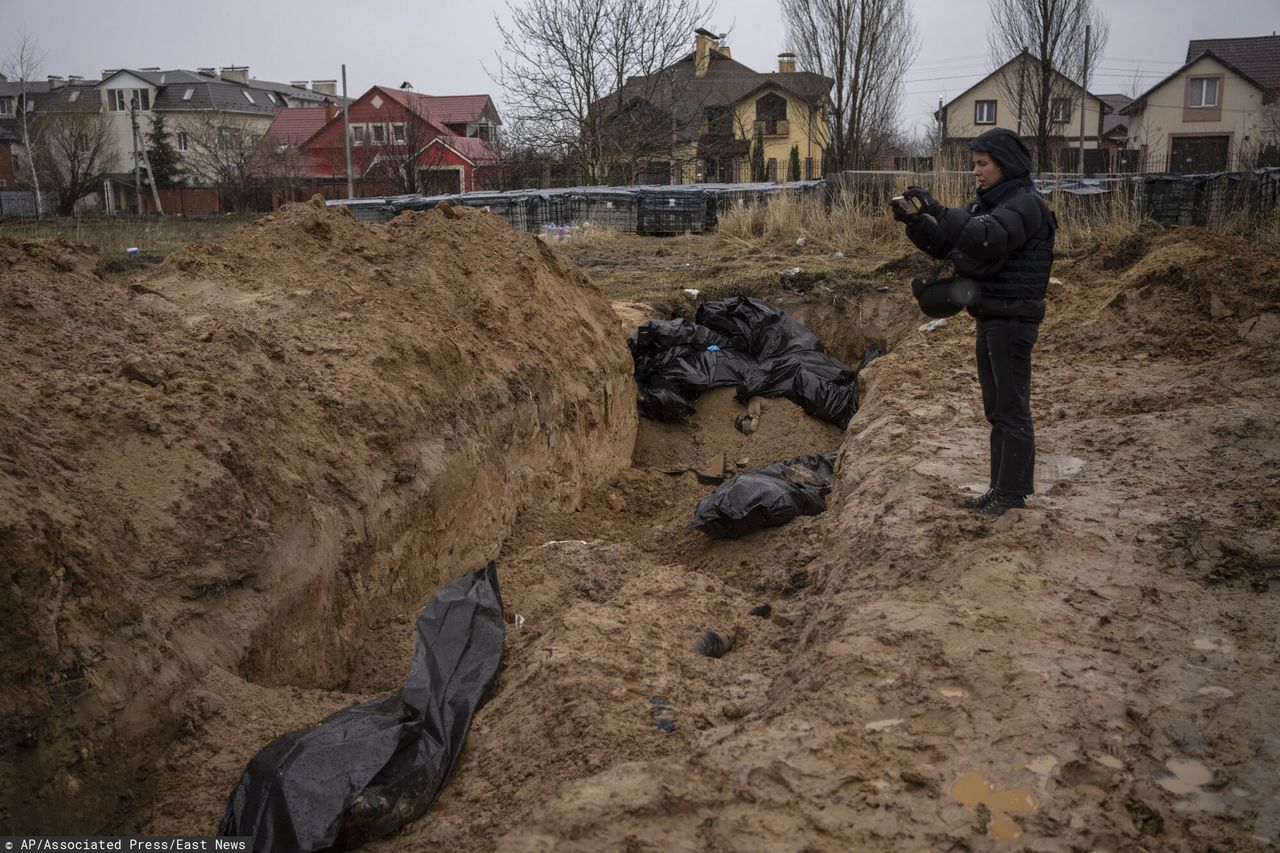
<box><xmin>261</xmin><ymin>86</ymin><xmax>501</xmax><ymax>199</ymax></box>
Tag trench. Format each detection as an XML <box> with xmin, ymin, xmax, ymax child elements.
<box><xmin>118</xmin><ymin>283</ymin><xmax>922</xmax><ymax>839</ymax></box>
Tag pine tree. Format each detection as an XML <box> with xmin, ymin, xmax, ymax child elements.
<box><xmin>788</xmin><ymin>144</ymin><xmax>801</xmax><ymax>182</ymax></box>
<box><xmin>145</xmin><ymin>111</ymin><xmax>182</xmax><ymax>188</ymax></box>
<box><xmin>750</xmin><ymin>127</ymin><xmax>766</xmax><ymax>182</ymax></box>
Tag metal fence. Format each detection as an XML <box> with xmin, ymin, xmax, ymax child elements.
<box><xmin>330</xmin><ymin>181</ymin><xmax>831</xmax><ymax>235</ymax></box>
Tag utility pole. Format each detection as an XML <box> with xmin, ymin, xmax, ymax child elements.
<box><xmin>342</xmin><ymin>64</ymin><xmax>353</xmax><ymax>198</ymax></box>
<box><xmin>132</xmin><ymin>106</ymin><xmax>164</xmax><ymax>215</ymax></box>
<box><xmin>130</xmin><ymin>104</ymin><xmax>144</xmax><ymax>214</ymax></box>
<box><xmin>1079</xmin><ymin>24</ymin><xmax>1090</xmax><ymax>175</ymax></box>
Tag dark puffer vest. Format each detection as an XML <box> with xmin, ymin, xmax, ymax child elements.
<box><xmin>904</xmin><ymin>127</ymin><xmax>1056</xmax><ymax>321</ymax></box>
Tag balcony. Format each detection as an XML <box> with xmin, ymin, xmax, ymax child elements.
<box><xmin>753</xmin><ymin>119</ymin><xmax>790</xmax><ymax>137</ymax></box>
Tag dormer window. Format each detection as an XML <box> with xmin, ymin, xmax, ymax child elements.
<box><xmin>109</xmin><ymin>88</ymin><xmax>151</xmax><ymax>111</ymax></box>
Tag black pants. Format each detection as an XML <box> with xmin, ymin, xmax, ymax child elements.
<box><xmin>975</xmin><ymin>317</ymin><xmax>1039</xmax><ymax>496</ymax></box>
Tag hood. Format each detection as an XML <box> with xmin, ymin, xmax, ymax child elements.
<box><xmin>966</xmin><ymin>128</ymin><xmax>1033</xmax><ymax>179</ymax></box>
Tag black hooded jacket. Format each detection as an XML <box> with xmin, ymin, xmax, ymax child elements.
<box><xmin>905</xmin><ymin>128</ymin><xmax>1055</xmax><ymax>321</ymax></box>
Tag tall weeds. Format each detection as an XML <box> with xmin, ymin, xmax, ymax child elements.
<box><xmin>717</xmin><ymin>172</ymin><xmax>1154</xmax><ymax>254</ymax></box>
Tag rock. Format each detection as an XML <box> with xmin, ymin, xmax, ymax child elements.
<box><xmin>120</xmin><ymin>354</ymin><xmax>163</xmax><ymax>387</ymax></box>
<box><xmin>1238</xmin><ymin>312</ymin><xmax>1279</xmax><ymax>346</ymax></box>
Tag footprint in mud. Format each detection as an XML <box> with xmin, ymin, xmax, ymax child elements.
<box><xmin>952</xmin><ymin>771</ymin><xmax>1037</xmax><ymax>839</ymax></box>
<box><xmin>1157</xmin><ymin>758</ymin><xmax>1225</xmax><ymax>813</ymax></box>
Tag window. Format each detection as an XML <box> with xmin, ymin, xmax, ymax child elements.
<box><xmin>0</xmin><ymin>97</ymin><xmax>13</xmax><ymax>115</ymax></box>
<box><xmin>470</xmin><ymin>121</ymin><xmax>494</xmax><ymax>142</ymax></box>
<box><xmin>755</xmin><ymin>92</ymin><xmax>788</xmax><ymax>135</ymax></box>
<box><xmin>1051</xmin><ymin>98</ymin><xmax>1071</xmax><ymax>122</ymax></box>
<box><xmin>372</xmin><ymin>123</ymin><xmax>386</xmax><ymax>144</ymax></box>
<box><xmin>109</xmin><ymin>88</ymin><xmax>151</xmax><ymax>112</ymax></box>
<box><xmin>266</xmin><ymin>92</ymin><xmax>277</xmax><ymax>105</ymax></box>
<box><xmin>176</xmin><ymin>131</ymin><xmax>188</xmax><ymax>151</ymax></box>
<box><xmin>392</xmin><ymin>123</ymin><xmax>406</xmax><ymax>144</ymax></box>
<box><xmin>351</xmin><ymin>125</ymin><xmax>365</xmax><ymax>145</ymax></box>
<box><xmin>1189</xmin><ymin>77</ymin><xmax>1219</xmax><ymax>108</ymax></box>
<box><xmin>703</xmin><ymin>107</ymin><xmax>731</xmax><ymax>135</ymax></box>
<box><xmin>242</xmin><ymin>90</ymin><xmax>255</xmax><ymax>105</ymax></box>
<box><xmin>182</xmin><ymin>88</ymin><xmax>194</xmax><ymax>101</ymax></box>
<box><xmin>975</xmin><ymin>100</ymin><xmax>996</xmax><ymax>124</ymax></box>
<box><xmin>68</xmin><ymin>90</ymin><xmax>80</xmax><ymax>103</ymax></box>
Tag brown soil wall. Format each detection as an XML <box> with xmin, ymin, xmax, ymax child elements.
<box><xmin>0</xmin><ymin>202</ymin><xmax>637</xmax><ymax>832</ymax></box>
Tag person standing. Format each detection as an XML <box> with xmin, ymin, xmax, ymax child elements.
<box><xmin>891</xmin><ymin>128</ymin><xmax>1056</xmax><ymax>517</ymax></box>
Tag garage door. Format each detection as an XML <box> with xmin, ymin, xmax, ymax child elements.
<box><xmin>1170</xmin><ymin>136</ymin><xmax>1230</xmax><ymax>174</ymax></box>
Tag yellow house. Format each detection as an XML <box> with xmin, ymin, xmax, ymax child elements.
<box><xmin>936</xmin><ymin>51</ymin><xmax>1110</xmax><ymax>170</ymax></box>
<box><xmin>1122</xmin><ymin>39</ymin><xmax>1279</xmax><ymax>173</ymax></box>
<box><xmin>595</xmin><ymin>29</ymin><xmax>832</xmax><ymax>184</ymax></box>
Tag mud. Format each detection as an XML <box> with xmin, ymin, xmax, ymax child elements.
<box><xmin>3</xmin><ymin>215</ymin><xmax>1279</xmax><ymax>850</ymax></box>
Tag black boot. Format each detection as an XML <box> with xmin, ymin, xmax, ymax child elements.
<box><xmin>960</xmin><ymin>489</ymin><xmax>997</xmax><ymax>509</ymax></box>
<box><xmin>978</xmin><ymin>491</ymin><xmax>1026</xmax><ymax>517</ymax></box>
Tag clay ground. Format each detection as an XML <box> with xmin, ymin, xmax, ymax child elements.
<box><xmin>4</xmin><ymin>206</ymin><xmax>1279</xmax><ymax>850</ymax></box>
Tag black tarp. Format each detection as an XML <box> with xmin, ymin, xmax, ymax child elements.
<box><xmin>690</xmin><ymin>451</ymin><xmax>837</xmax><ymax>539</ymax></box>
<box><xmin>218</xmin><ymin>563</ymin><xmax>505</xmax><ymax>853</ymax></box>
<box><xmin>628</xmin><ymin>297</ymin><xmax>861</xmax><ymax>428</ymax></box>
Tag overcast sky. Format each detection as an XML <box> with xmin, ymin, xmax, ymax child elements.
<box><xmin>4</xmin><ymin>0</ymin><xmax>1277</xmax><ymax>134</ymax></box>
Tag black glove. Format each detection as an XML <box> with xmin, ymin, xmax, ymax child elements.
<box><xmin>904</xmin><ymin>186</ymin><xmax>944</xmax><ymax>218</ymax></box>
<box><xmin>891</xmin><ymin>201</ymin><xmax>915</xmax><ymax>224</ymax></box>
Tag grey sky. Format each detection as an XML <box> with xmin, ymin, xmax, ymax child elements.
<box><xmin>4</xmin><ymin>0</ymin><xmax>1278</xmax><ymax>135</ymax></box>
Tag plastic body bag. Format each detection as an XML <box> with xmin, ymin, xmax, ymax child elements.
<box><xmin>628</xmin><ymin>298</ymin><xmax>862</xmax><ymax>428</ymax></box>
<box><xmin>218</xmin><ymin>563</ymin><xmax>505</xmax><ymax>852</ymax></box>
<box><xmin>691</xmin><ymin>452</ymin><xmax>837</xmax><ymax>539</ymax></box>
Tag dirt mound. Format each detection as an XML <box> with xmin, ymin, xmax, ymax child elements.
<box><xmin>1057</xmin><ymin>226</ymin><xmax>1280</xmax><ymax>360</ymax></box>
<box><xmin>0</xmin><ymin>202</ymin><xmax>636</xmax><ymax>832</ymax></box>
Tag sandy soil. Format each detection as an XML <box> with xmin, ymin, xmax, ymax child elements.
<box><xmin>4</xmin><ymin>209</ymin><xmax>1278</xmax><ymax>849</ymax></box>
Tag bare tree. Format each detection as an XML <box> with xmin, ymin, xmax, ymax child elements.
<box><xmin>30</xmin><ymin>103</ymin><xmax>116</xmax><ymax>215</ymax></box>
<box><xmin>364</xmin><ymin>107</ymin><xmax>446</xmax><ymax>195</ymax></box>
<box><xmin>4</xmin><ymin>32</ymin><xmax>46</xmax><ymax>218</ymax></box>
<box><xmin>782</xmin><ymin>0</ymin><xmax>919</xmax><ymax>172</ymax></box>
<box><xmin>987</xmin><ymin>0</ymin><xmax>1109</xmax><ymax>170</ymax></box>
<box><xmin>177</xmin><ymin>111</ymin><xmax>266</xmax><ymax>212</ymax></box>
<box><xmin>494</xmin><ymin>0</ymin><xmax>713</xmax><ymax>183</ymax></box>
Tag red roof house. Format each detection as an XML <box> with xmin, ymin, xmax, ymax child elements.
<box><xmin>259</xmin><ymin>85</ymin><xmax>501</xmax><ymax>199</ymax></box>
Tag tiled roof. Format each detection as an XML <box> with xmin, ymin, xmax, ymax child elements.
<box><xmin>1186</xmin><ymin>35</ymin><xmax>1280</xmax><ymax>89</ymax></box>
<box><xmin>152</xmin><ymin>77</ymin><xmax>281</xmax><ymax>115</ymax></box>
<box><xmin>262</xmin><ymin>107</ymin><xmax>332</xmax><ymax>145</ymax></box>
<box><xmin>412</xmin><ymin>94</ymin><xmax>496</xmax><ymax>124</ymax></box>
<box><xmin>434</xmin><ymin>135</ymin><xmax>499</xmax><ymax>164</ymax></box>
<box><xmin>373</xmin><ymin>87</ymin><xmax>453</xmax><ymax>136</ymax></box>
<box><xmin>598</xmin><ymin>50</ymin><xmax>834</xmax><ymax>141</ymax></box>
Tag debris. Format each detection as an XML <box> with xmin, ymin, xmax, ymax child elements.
<box><xmin>649</xmin><ymin>697</ymin><xmax>677</xmax><ymax>732</ymax></box>
<box><xmin>749</xmin><ymin>603</ymin><xmax>773</xmax><ymax>619</ymax></box>
<box><xmin>919</xmin><ymin>318</ymin><xmax>948</xmax><ymax>333</ymax></box>
<box><xmin>693</xmin><ymin>629</ymin><xmax>734</xmax><ymax>658</ymax></box>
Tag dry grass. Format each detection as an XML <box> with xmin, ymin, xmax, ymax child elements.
<box><xmin>0</xmin><ymin>215</ymin><xmax>250</xmax><ymax>255</ymax></box>
<box><xmin>716</xmin><ymin>172</ymin><xmax>1155</xmax><ymax>256</ymax></box>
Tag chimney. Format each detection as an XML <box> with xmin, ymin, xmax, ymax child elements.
<box><xmin>325</xmin><ymin>102</ymin><xmax>338</xmax><ymax>121</ymax></box>
<box><xmin>311</xmin><ymin>80</ymin><xmax>338</xmax><ymax>97</ymax></box>
<box><xmin>718</xmin><ymin>44</ymin><xmax>732</xmax><ymax>59</ymax></box>
<box><xmin>197</xmin><ymin>67</ymin><xmax>217</xmax><ymax>77</ymax></box>
<box><xmin>140</xmin><ymin>66</ymin><xmax>160</xmax><ymax>72</ymax></box>
<box><xmin>102</xmin><ymin>69</ymin><xmax>120</xmax><ymax>79</ymax></box>
<box><xmin>290</xmin><ymin>80</ymin><xmax>311</xmax><ymax>90</ymax></box>
<box><xmin>220</xmin><ymin>66</ymin><xmax>249</xmax><ymax>85</ymax></box>
<box><xmin>778</xmin><ymin>53</ymin><xmax>797</xmax><ymax>74</ymax></box>
<box><xmin>47</xmin><ymin>75</ymin><xmax>64</xmax><ymax>87</ymax></box>
<box><xmin>694</xmin><ymin>28</ymin><xmax>718</xmax><ymax>77</ymax></box>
